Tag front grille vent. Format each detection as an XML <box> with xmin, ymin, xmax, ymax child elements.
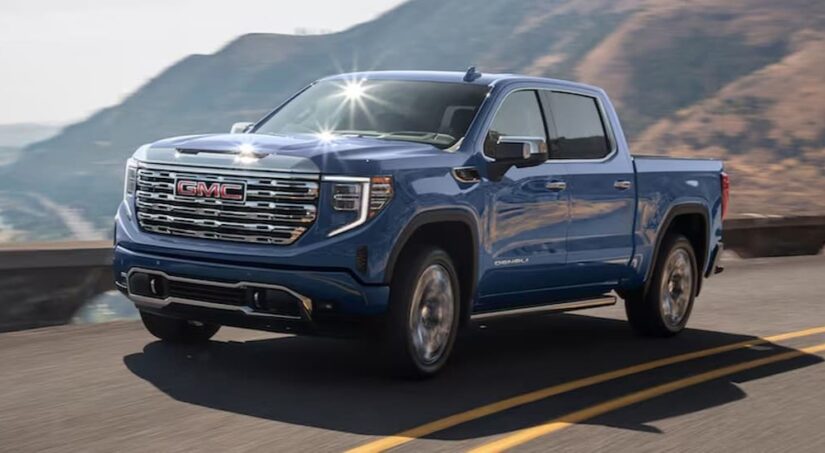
<box><xmin>135</xmin><ymin>163</ymin><xmax>319</xmax><ymax>245</ymax></box>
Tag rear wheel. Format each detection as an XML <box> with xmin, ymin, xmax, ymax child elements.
<box><xmin>625</xmin><ymin>234</ymin><xmax>698</xmax><ymax>337</ymax></box>
<box><xmin>139</xmin><ymin>311</ymin><xmax>220</xmax><ymax>343</ymax></box>
<box><xmin>385</xmin><ymin>246</ymin><xmax>460</xmax><ymax>378</ymax></box>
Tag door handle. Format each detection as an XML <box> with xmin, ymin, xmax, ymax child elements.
<box><xmin>614</xmin><ymin>180</ymin><xmax>632</xmax><ymax>190</ymax></box>
<box><xmin>545</xmin><ymin>181</ymin><xmax>567</xmax><ymax>191</ymax></box>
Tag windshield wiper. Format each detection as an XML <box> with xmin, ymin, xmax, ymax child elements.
<box><xmin>333</xmin><ymin>130</ymin><xmax>384</xmax><ymax>138</ymax></box>
<box><xmin>382</xmin><ymin>131</ymin><xmax>456</xmax><ymax>142</ymax></box>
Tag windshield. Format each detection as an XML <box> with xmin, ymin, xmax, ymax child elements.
<box><xmin>254</xmin><ymin>79</ymin><xmax>489</xmax><ymax>148</ymax></box>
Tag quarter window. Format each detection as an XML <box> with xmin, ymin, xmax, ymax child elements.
<box><xmin>548</xmin><ymin>92</ymin><xmax>610</xmax><ymax>159</ymax></box>
<box><xmin>485</xmin><ymin>90</ymin><xmax>546</xmax><ymax>156</ymax></box>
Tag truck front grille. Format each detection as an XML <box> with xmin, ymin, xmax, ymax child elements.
<box><xmin>135</xmin><ymin>163</ymin><xmax>319</xmax><ymax>245</ymax></box>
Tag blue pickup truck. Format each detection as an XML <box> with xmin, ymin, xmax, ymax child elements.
<box><xmin>114</xmin><ymin>69</ymin><xmax>728</xmax><ymax>376</ymax></box>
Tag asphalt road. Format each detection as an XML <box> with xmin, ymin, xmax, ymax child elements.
<box><xmin>2</xmin><ymin>255</ymin><xmax>825</xmax><ymax>452</ymax></box>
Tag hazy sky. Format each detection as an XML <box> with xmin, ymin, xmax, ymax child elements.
<box><xmin>0</xmin><ymin>0</ymin><xmax>406</xmax><ymax>125</ymax></box>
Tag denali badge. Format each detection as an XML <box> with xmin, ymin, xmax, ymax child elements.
<box><xmin>494</xmin><ymin>257</ymin><xmax>529</xmax><ymax>266</ymax></box>
<box><xmin>175</xmin><ymin>179</ymin><xmax>246</xmax><ymax>201</ymax></box>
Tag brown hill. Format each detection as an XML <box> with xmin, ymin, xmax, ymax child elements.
<box><xmin>635</xmin><ymin>29</ymin><xmax>825</xmax><ymax>215</ymax></box>
<box><xmin>1</xmin><ymin>0</ymin><xmax>823</xmax><ymax>239</ymax></box>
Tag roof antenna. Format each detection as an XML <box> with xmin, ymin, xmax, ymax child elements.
<box><xmin>463</xmin><ymin>66</ymin><xmax>482</xmax><ymax>82</ymax></box>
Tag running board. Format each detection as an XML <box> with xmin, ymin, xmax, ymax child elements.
<box><xmin>470</xmin><ymin>295</ymin><xmax>617</xmax><ymax>320</ymax></box>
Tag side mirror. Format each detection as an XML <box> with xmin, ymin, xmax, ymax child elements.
<box><xmin>230</xmin><ymin>122</ymin><xmax>254</xmax><ymax>134</ymax></box>
<box><xmin>487</xmin><ymin>136</ymin><xmax>548</xmax><ymax>180</ymax></box>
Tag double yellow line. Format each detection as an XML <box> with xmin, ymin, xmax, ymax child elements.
<box><xmin>348</xmin><ymin>326</ymin><xmax>825</xmax><ymax>453</ymax></box>
<box><xmin>472</xmin><ymin>341</ymin><xmax>825</xmax><ymax>452</ymax></box>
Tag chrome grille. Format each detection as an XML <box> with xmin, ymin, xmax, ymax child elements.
<box><xmin>135</xmin><ymin>163</ymin><xmax>318</xmax><ymax>245</ymax></box>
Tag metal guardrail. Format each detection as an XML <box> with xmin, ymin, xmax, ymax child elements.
<box><xmin>0</xmin><ymin>216</ymin><xmax>823</xmax><ymax>332</ymax></box>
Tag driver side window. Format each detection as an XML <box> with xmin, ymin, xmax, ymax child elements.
<box><xmin>484</xmin><ymin>90</ymin><xmax>546</xmax><ymax>156</ymax></box>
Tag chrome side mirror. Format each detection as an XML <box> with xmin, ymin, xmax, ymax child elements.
<box><xmin>494</xmin><ymin>136</ymin><xmax>548</xmax><ymax>161</ymax></box>
<box><xmin>230</xmin><ymin>122</ymin><xmax>254</xmax><ymax>134</ymax></box>
<box><xmin>486</xmin><ymin>135</ymin><xmax>549</xmax><ymax>181</ymax></box>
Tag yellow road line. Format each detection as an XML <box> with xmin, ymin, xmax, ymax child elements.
<box><xmin>470</xmin><ymin>341</ymin><xmax>825</xmax><ymax>452</ymax></box>
<box><xmin>347</xmin><ymin>326</ymin><xmax>825</xmax><ymax>453</ymax></box>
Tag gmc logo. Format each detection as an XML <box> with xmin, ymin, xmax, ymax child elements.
<box><xmin>175</xmin><ymin>179</ymin><xmax>246</xmax><ymax>201</ymax></box>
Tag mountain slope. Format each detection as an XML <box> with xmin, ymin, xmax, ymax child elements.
<box><xmin>1</xmin><ymin>0</ymin><xmax>823</xmax><ymax>240</ymax></box>
<box><xmin>635</xmin><ymin>29</ymin><xmax>825</xmax><ymax>214</ymax></box>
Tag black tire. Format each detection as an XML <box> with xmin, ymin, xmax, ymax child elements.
<box><xmin>139</xmin><ymin>311</ymin><xmax>220</xmax><ymax>343</ymax></box>
<box><xmin>385</xmin><ymin>245</ymin><xmax>461</xmax><ymax>378</ymax></box>
<box><xmin>625</xmin><ymin>234</ymin><xmax>698</xmax><ymax>337</ymax></box>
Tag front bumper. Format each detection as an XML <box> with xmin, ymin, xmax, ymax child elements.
<box><xmin>114</xmin><ymin>245</ymin><xmax>389</xmax><ymax>335</ymax></box>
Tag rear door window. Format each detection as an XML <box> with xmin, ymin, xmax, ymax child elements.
<box><xmin>547</xmin><ymin>92</ymin><xmax>611</xmax><ymax>159</ymax></box>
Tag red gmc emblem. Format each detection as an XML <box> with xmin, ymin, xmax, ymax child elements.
<box><xmin>175</xmin><ymin>179</ymin><xmax>246</xmax><ymax>201</ymax></box>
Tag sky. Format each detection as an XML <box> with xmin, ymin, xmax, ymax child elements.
<box><xmin>0</xmin><ymin>0</ymin><xmax>406</xmax><ymax>125</ymax></box>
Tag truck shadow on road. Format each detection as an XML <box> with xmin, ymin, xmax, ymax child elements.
<box><xmin>123</xmin><ymin>313</ymin><xmax>823</xmax><ymax>440</ymax></box>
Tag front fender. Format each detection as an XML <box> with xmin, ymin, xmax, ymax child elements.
<box><xmin>384</xmin><ymin>207</ymin><xmax>481</xmax><ymax>285</ymax></box>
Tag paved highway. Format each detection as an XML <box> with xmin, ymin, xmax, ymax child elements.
<box><xmin>2</xmin><ymin>255</ymin><xmax>825</xmax><ymax>452</ymax></box>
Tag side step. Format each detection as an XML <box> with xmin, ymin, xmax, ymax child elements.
<box><xmin>470</xmin><ymin>295</ymin><xmax>617</xmax><ymax>321</ymax></box>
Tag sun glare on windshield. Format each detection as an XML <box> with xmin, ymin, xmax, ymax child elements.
<box><xmin>254</xmin><ymin>79</ymin><xmax>489</xmax><ymax>148</ymax></box>
<box><xmin>341</xmin><ymin>80</ymin><xmax>367</xmax><ymax>100</ymax></box>
<box><xmin>315</xmin><ymin>129</ymin><xmax>337</xmax><ymax>143</ymax></box>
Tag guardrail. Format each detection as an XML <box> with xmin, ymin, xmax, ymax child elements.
<box><xmin>0</xmin><ymin>216</ymin><xmax>823</xmax><ymax>332</ymax></box>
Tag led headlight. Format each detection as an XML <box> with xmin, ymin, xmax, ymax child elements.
<box><xmin>324</xmin><ymin>175</ymin><xmax>393</xmax><ymax>236</ymax></box>
<box><xmin>332</xmin><ymin>182</ymin><xmax>363</xmax><ymax>212</ymax></box>
<box><xmin>124</xmin><ymin>158</ymin><xmax>138</xmax><ymax>199</ymax></box>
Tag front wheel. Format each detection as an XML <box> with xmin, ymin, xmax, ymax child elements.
<box><xmin>625</xmin><ymin>234</ymin><xmax>698</xmax><ymax>337</ymax></box>
<box><xmin>385</xmin><ymin>246</ymin><xmax>461</xmax><ymax>378</ymax></box>
<box><xmin>140</xmin><ymin>311</ymin><xmax>220</xmax><ymax>343</ymax></box>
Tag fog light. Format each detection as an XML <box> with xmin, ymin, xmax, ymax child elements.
<box><xmin>128</xmin><ymin>273</ymin><xmax>168</xmax><ymax>299</ymax></box>
<box><xmin>248</xmin><ymin>288</ymin><xmax>302</xmax><ymax>317</ymax></box>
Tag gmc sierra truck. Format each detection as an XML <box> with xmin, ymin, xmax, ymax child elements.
<box><xmin>114</xmin><ymin>69</ymin><xmax>728</xmax><ymax>377</ymax></box>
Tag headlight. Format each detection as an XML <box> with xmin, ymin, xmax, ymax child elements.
<box><xmin>368</xmin><ymin>176</ymin><xmax>393</xmax><ymax>215</ymax></box>
<box><xmin>332</xmin><ymin>182</ymin><xmax>364</xmax><ymax>212</ymax></box>
<box><xmin>124</xmin><ymin>158</ymin><xmax>137</xmax><ymax>199</ymax></box>
<box><xmin>323</xmin><ymin>175</ymin><xmax>393</xmax><ymax>236</ymax></box>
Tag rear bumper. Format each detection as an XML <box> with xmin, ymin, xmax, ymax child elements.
<box><xmin>114</xmin><ymin>245</ymin><xmax>389</xmax><ymax>335</ymax></box>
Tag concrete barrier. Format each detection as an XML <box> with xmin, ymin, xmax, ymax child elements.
<box><xmin>723</xmin><ymin>215</ymin><xmax>825</xmax><ymax>258</ymax></box>
<box><xmin>0</xmin><ymin>241</ymin><xmax>113</xmax><ymax>332</ymax></box>
<box><xmin>0</xmin><ymin>216</ymin><xmax>823</xmax><ymax>332</ymax></box>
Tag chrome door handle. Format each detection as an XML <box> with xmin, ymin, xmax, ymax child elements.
<box><xmin>545</xmin><ymin>181</ymin><xmax>567</xmax><ymax>191</ymax></box>
<box><xmin>614</xmin><ymin>180</ymin><xmax>632</xmax><ymax>190</ymax></box>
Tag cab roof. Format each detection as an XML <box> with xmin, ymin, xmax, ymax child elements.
<box><xmin>319</xmin><ymin>70</ymin><xmax>602</xmax><ymax>93</ymax></box>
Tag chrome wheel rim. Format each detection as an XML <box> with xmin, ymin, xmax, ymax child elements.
<box><xmin>660</xmin><ymin>248</ymin><xmax>693</xmax><ymax>328</ymax></box>
<box><xmin>409</xmin><ymin>264</ymin><xmax>455</xmax><ymax>365</ymax></box>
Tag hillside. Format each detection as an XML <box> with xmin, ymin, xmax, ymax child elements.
<box><xmin>1</xmin><ymin>0</ymin><xmax>823</xmax><ymax>240</ymax></box>
<box><xmin>0</xmin><ymin>123</ymin><xmax>62</xmax><ymax>148</ymax></box>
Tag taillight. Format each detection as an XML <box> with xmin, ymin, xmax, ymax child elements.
<box><xmin>720</xmin><ymin>171</ymin><xmax>730</xmax><ymax>219</ymax></box>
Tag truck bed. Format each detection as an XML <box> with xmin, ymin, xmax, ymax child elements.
<box><xmin>631</xmin><ymin>154</ymin><xmax>724</xmax><ymax>281</ymax></box>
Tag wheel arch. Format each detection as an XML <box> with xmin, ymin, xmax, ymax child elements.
<box><xmin>645</xmin><ymin>203</ymin><xmax>710</xmax><ymax>295</ymax></box>
<box><xmin>384</xmin><ymin>208</ymin><xmax>480</xmax><ymax>325</ymax></box>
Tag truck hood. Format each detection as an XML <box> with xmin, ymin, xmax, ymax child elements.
<box><xmin>139</xmin><ymin>133</ymin><xmax>463</xmax><ymax>175</ymax></box>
